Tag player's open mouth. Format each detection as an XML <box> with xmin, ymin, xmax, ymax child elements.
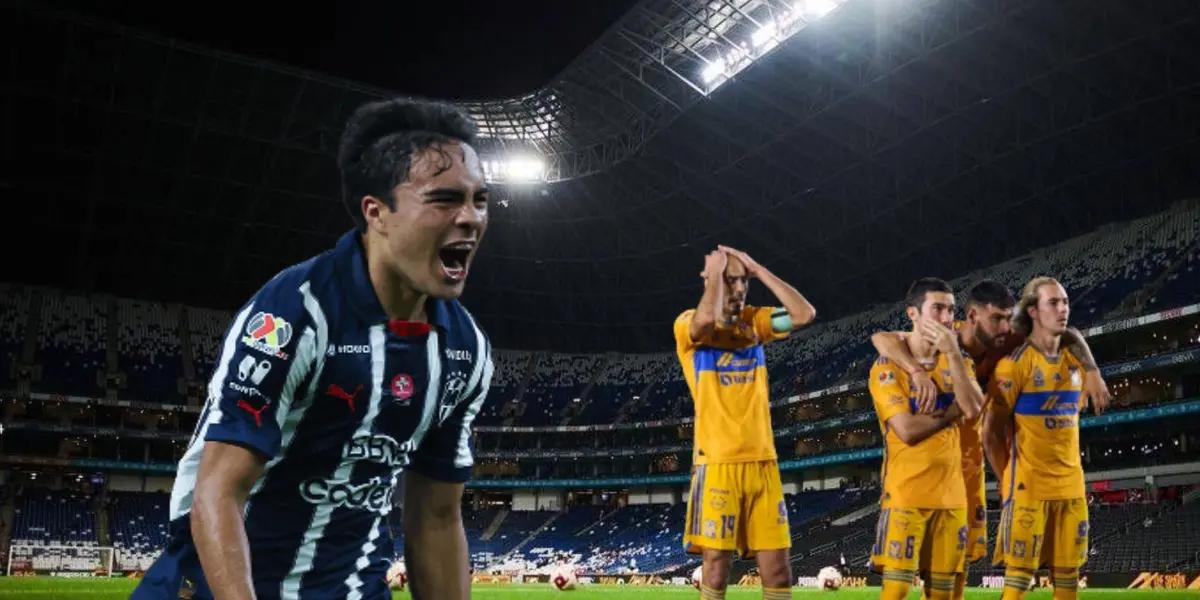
<box><xmin>438</xmin><ymin>241</ymin><xmax>474</xmax><ymax>282</ymax></box>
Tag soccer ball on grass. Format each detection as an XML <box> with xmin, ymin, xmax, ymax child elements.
<box><xmin>550</xmin><ymin>564</ymin><xmax>578</xmax><ymax>591</ymax></box>
<box><xmin>816</xmin><ymin>566</ymin><xmax>843</xmax><ymax>591</ymax></box>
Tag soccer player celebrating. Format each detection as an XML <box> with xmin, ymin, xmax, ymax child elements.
<box><xmin>133</xmin><ymin>98</ymin><xmax>493</xmax><ymax>600</ymax></box>
<box><xmin>867</xmin><ymin>278</ymin><xmax>984</xmax><ymax>600</ymax></box>
<box><xmin>675</xmin><ymin>245</ymin><xmax>815</xmax><ymax>600</ymax></box>
<box><xmin>985</xmin><ymin>277</ymin><xmax>1093</xmax><ymax>600</ymax></box>
<box><xmin>868</xmin><ymin>280</ymin><xmax>1110</xmax><ymax>600</ymax></box>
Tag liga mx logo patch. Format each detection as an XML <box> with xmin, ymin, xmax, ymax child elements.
<box><xmin>242</xmin><ymin>312</ymin><xmax>293</xmax><ymax>359</ymax></box>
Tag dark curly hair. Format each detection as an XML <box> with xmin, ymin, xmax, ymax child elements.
<box><xmin>338</xmin><ymin>97</ymin><xmax>478</xmax><ymax>230</ymax></box>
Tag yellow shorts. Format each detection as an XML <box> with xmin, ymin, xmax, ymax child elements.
<box><xmin>994</xmin><ymin>496</ymin><xmax>1089</xmax><ymax>571</ymax></box>
<box><xmin>869</xmin><ymin>507</ymin><xmax>967</xmax><ymax>575</ymax></box>
<box><xmin>965</xmin><ymin>468</ymin><xmax>988</xmax><ymax>564</ymax></box>
<box><xmin>683</xmin><ymin>461</ymin><xmax>790</xmax><ymax>558</ymax></box>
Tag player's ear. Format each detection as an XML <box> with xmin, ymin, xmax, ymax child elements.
<box><xmin>905</xmin><ymin>306</ymin><xmax>919</xmax><ymax>323</ymax></box>
<box><xmin>362</xmin><ymin>194</ymin><xmax>389</xmax><ymax>234</ymax></box>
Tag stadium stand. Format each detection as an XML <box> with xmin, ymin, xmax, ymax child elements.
<box><xmin>33</xmin><ymin>292</ymin><xmax>106</xmax><ymax>398</ymax></box>
<box><xmin>1088</xmin><ymin>499</ymin><xmax>1200</xmax><ymax>572</ymax></box>
<box><xmin>116</xmin><ymin>300</ymin><xmax>183</xmax><ymax>405</ymax></box>
<box><xmin>108</xmin><ymin>492</ymin><xmax>171</xmax><ymax>572</ymax></box>
<box><xmin>10</xmin><ymin>489</ymin><xmax>98</xmax><ymax>547</ymax></box>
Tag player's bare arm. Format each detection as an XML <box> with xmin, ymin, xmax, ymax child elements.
<box><xmin>1062</xmin><ymin>326</ymin><xmax>1112</xmax><ymax>414</ymax></box>
<box><xmin>718</xmin><ymin>245</ymin><xmax>816</xmax><ymax>327</ymax></box>
<box><xmin>191</xmin><ymin>441</ymin><xmax>266</xmax><ymax>600</ymax></box>
<box><xmin>870</xmin><ymin>331</ymin><xmax>938</xmax><ymax>413</ymax></box>
<box><xmin>921</xmin><ymin>318</ymin><xmax>983</xmax><ymax>419</ymax></box>
<box><xmin>404</xmin><ymin>471</ymin><xmax>470</xmax><ymax>600</ymax></box>
<box><xmin>981</xmin><ymin>401</ymin><xmax>1010</xmax><ymax>481</ymax></box>
<box><xmin>689</xmin><ymin>249</ymin><xmax>727</xmax><ymax>341</ymax></box>
<box><xmin>885</xmin><ymin>408</ymin><xmax>960</xmax><ymax>446</ymax></box>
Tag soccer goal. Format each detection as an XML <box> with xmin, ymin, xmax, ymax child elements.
<box><xmin>5</xmin><ymin>544</ymin><xmax>114</xmax><ymax>577</ymax></box>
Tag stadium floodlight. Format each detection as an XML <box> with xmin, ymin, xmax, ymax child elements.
<box><xmin>699</xmin><ymin>0</ymin><xmax>846</xmax><ymax>93</ymax></box>
<box><xmin>481</xmin><ymin>155</ymin><xmax>548</xmax><ymax>184</ymax></box>
<box><xmin>798</xmin><ymin>0</ymin><xmax>839</xmax><ymax>20</ymax></box>
<box><xmin>751</xmin><ymin>21</ymin><xmax>780</xmax><ymax>49</ymax></box>
<box><xmin>701</xmin><ymin>57</ymin><xmax>727</xmax><ymax>83</ymax></box>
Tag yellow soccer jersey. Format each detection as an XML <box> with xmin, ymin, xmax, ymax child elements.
<box><xmin>869</xmin><ymin>352</ymin><xmax>976</xmax><ymax>509</ymax></box>
<box><xmin>674</xmin><ymin>306</ymin><xmax>788</xmax><ymax>465</ymax></box>
<box><xmin>988</xmin><ymin>343</ymin><xmax>1087</xmax><ymax>501</ymax></box>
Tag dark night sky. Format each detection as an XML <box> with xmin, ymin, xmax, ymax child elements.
<box><xmin>42</xmin><ymin>0</ymin><xmax>639</xmax><ymax>99</ymax></box>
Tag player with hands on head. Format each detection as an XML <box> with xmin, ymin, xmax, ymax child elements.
<box><xmin>676</xmin><ymin>245</ymin><xmax>815</xmax><ymax>600</ymax></box>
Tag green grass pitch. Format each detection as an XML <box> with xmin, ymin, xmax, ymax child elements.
<box><xmin>0</xmin><ymin>578</ymin><xmax>1197</xmax><ymax>599</ymax></box>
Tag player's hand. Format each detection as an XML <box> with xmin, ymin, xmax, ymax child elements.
<box><xmin>700</xmin><ymin>249</ymin><xmax>727</xmax><ymax>281</ymax></box>
<box><xmin>717</xmin><ymin>245</ymin><xmax>761</xmax><ymax>278</ymax></box>
<box><xmin>909</xmin><ymin>370</ymin><xmax>939</xmax><ymax>414</ymax></box>
<box><xmin>919</xmin><ymin>318</ymin><xmax>959</xmax><ymax>354</ymax></box>
<box><xmin>1083</xmin><ymin>370</ymin><xmax>1111</xmax><ymax>415</ymax></box>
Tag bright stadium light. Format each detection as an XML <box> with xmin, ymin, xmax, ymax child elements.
<box><xmin>751</xmin><ymin>21</ymin><xmax>780</xmax><ymax>49</ymax></box>
<box><xmin>504</xmin><ymin>156</ymin><xmax>546</xmax><ymax>182</ymax></box>
<box><xmin>699</xmin><ymin>0</ymin><xmax>846</xmax><ymax>93</ymax></box>
<box><xmin>701</xmin><ymin>57</ymin><xmax>727</xmax><ymax>83</ymax></box>
<box><xmin>798</xmin><ymin>0</ymin><xmax>839</xmax><ymax>20</ymax></box>
<box><xmin>482</xmin><ymin>155</ymin><xmax>548</xmax><ymax>184</ymax></box>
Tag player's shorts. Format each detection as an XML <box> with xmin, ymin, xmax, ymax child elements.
<box><xmin>869</xmin><ymin>506</ymin><xmax>967</xmax><ymax>575</ymax></box>
<box><xmin>683</xmin><ymin>460</ymin><xmax>790</xmax><ymax>558</ymax></box>
<box><xmin>964</xmin><ymin>467</ymin><xmax>988</xmax><ymax>564</ymax></box>
<box><xmin>993</xmin><ymin>496</ymin><xmax>1089</xmax><ymax>571</ymax></box>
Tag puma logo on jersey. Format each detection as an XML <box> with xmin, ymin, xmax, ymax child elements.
<box><xmin>237</xmin><ymin>398</ymin><xmax>269</xmax><ymax>427</ymax></box>
<box><xmin>326</xmin><ymin>383</ymin><xmax>364</xmax><ymax>412</ymax></box>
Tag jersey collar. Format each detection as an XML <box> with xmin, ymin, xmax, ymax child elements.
<box><xmin>334</xmin><ymin>229</ymin><xmax>455</xmax><ymax>332</ymax></box>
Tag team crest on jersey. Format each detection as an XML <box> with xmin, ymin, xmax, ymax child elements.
<box><xmin>941</xmin><ymin>369</ymin><xmax>953</xmax><ymax>385</ymax></box>
<box><xmin>1032</xmin><ymin>367</ymin><xmax>1045</xmax><ymax>388</ymax></box>
<box><xmin>439</xmin><ymin>371</ymin><xmax>469</xmax><ymax>424</ymax></box>
<box><xmin>1069</xmin><ymin>366</ymin><xmax>1082</xmax><ymax>386</ymax></box>
<box><xmin>242</xmin><ymin>312</ymin><xmax>293</xmax><ymax>359</ymax></box>
<box><xmin>878</xmin><ymin>370</ymin><xmax>896</xmax><ymax>383</ymax></box>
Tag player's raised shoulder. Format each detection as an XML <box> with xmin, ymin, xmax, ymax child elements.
<box><xmin>1008</xmin><ymin>341</ymin><xmax>1031</xmax><ymax>362</ymax></box>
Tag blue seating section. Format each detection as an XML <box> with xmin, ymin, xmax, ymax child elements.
<box><xmin>2</xmin><ymin>203</ymin><xmax>1198</xmax><ymax>423</ymax></box>
<box><xmin>11</xmin><ymin>489</ymin><xmax>98</xmax><ymax>546</ymax></box>
<box><xmin>109</xmin><ymin>491</ymin><xmax>171</xmax><ymax>570</ymax></box>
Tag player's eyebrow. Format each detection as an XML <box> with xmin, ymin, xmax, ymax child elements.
<box><xmin>424</xmin><ymin>187</ymin><xmax>467</xmax><ymax>198</ymax></box>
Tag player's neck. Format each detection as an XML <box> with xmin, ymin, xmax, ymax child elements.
<box><xmin>959</xmin><ymin>327</ymin><xmax>986</xmax><ymax>360</ymax></box>
<box><xmin>363</xmin><ymin>236</ymin><xmax>428</xmax><ymax>322</ymax></box>
<box><xmin>1028</xmin><ymin>327</ymin><xmax>1061</xmax><ymax>358</ymax></box>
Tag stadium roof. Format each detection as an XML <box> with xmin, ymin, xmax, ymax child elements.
<box><xmin>3</xmin><ymin>0</ymin><xmax>1199</xmax><ymax>352</ymax></box>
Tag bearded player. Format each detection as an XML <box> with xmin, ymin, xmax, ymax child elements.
<box><xmin>868</xmin><ymin>278</ymin><xmax>984</xmax><ymax>600</ymax></box>
<box><xmin>868</xmin><ymin>279</ymin><xmax>1110</xmax><ymax>600</ymax></box>
<box><xmin>675</xmin><ymin>245</ymin><xmax>815</xmax><ymax>600</ymax></box>
<box><xmin>985</xmin><ymin>277</ymin><xmax>1097</xmax><ymax>600</ymax></box>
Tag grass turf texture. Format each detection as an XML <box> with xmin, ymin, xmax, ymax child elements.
<box><xmin>1</xmin><ymin>579</ymin><xmax>1197</xmax><ymax>599</ymax></box>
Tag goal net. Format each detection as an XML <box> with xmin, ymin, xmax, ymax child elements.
<box><xmin>5</xmin><ymin>545</ymin><xmax>114</xmax><ymax>577</ymax></box>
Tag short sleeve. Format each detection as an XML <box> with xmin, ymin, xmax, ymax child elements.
<box><xmin>869</xmin><ymin>361</ymin><xmax>910</xmax><ymax>425</ymax></box>
<box><xmin>408</xmin><ymin>339</ymin><xmax>494</xmax><ymax>483</ymax></box>
<box><xmin>987</xmin><ymin>357</ymin><xmax>1022</xmax><ymax>421</ymax></box>
<box><xmin>204</xmin><ymin>287</ymin><xmax>312</xmax><ymax>459</ymax></box>
<box><xmin>675</xmin><ymin>310</ymin><xmax>699</xmax><ymax>353</ymax></box>
<box><xmin>751</xmin><ymin>306</ymin><xmax>790</xmax><ymax>344</ymax></box>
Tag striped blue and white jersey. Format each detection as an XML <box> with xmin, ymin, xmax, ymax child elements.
<box><xmin>133</xmin><ymin>230</ymin><xmax>492</xmax><ymax>600</ymax></box>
